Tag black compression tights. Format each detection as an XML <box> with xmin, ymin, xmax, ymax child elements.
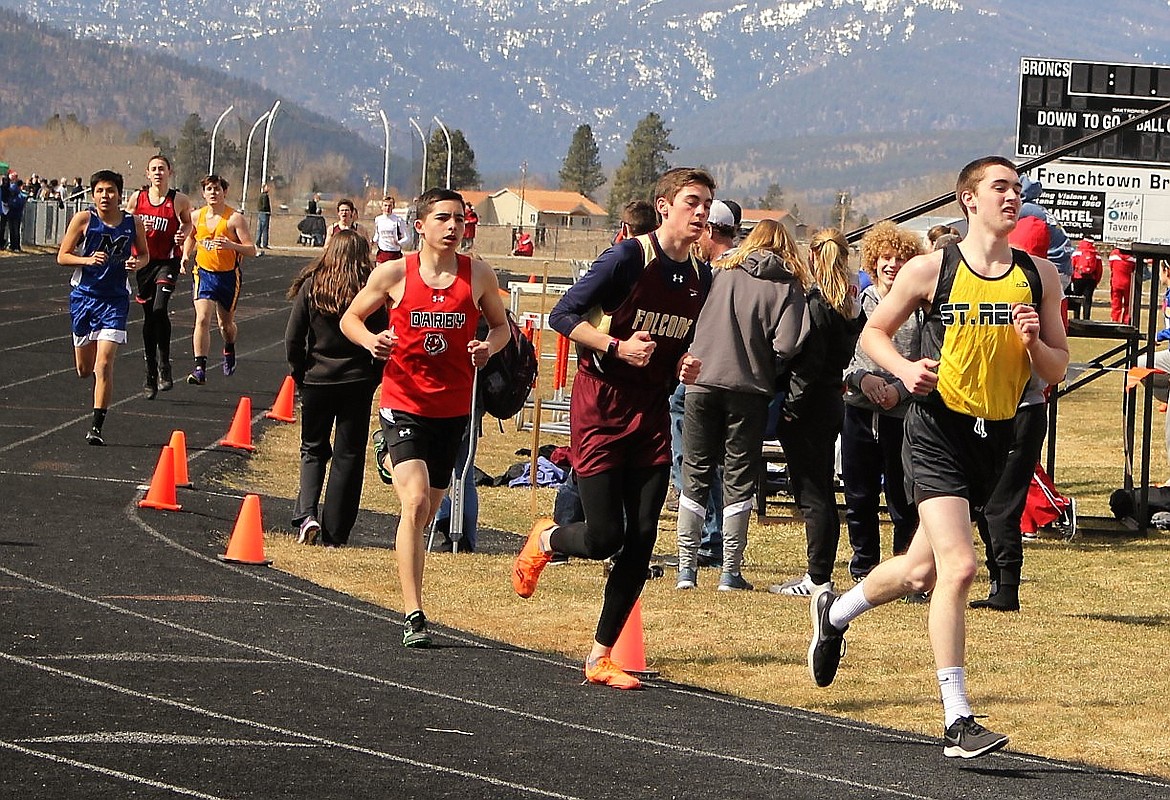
<box><xmin>141</xmin><ymin>288</ymin><xmax>173</xmax><ymax>370</ymax></box>
<box><xmin>549</xmin><ymin>465</ymin><xmax>669</xmax><ymax>647</ymax></box>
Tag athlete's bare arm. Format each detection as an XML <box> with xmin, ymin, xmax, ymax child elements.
<box><xmin>1013</xmin><ymin>255</ymin><xmax>1069</xmax><ymax>385</ymax></box>
<box><xmin>223</xmin><ymin>212</ymin><xmax>257</xmax><ymax>258</ymax></box>
<box><xmin>861</xmin><ymin>250</ymin><xmax>943</xmax><ymax>396</ymax></box>
<box><xmin>180</xmin><ymin>229</ymin><xmax>196</xmax><ymax>270</ymax></box>
<box><xmin>470</xmin><ymin>259</ymin><xmax>510</xmax><ymax>366</ymax></box>
<box><xmin>131</xmin><ymin>216</ymin><xmax>150</xmax><ymax>271</ymax></box>
<box><xmin>341</xmin><ymin>260</ymin><xmax>406</xmax><ymax>359</ymax></box>
<box><xmin>175</xmin><ymin>193</ymin><xmax>194</xmax><ymax>249</ymax></box>
<box><xmin>57</xmin><ymin>211</ymin><xmax>97</xmax><ymax>267</ymax></box>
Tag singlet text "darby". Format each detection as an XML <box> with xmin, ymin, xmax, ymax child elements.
<box><xmin>411</xmin><ymin>310</ymin><xmax>467</xmax><ymax>329</ymax></box>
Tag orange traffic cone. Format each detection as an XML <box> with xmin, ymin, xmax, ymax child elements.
<box><xmin>265</xmin><ymin>376</ymin><xmax>297</xmax><ymax>423</ymax></box>
<box><xmin>528</xmin><ymin>273</ymin><xmax>537</xmax><ymax>283</ymax></box>
<box><xmin>218</xmin><ymin>494</ymin><xmax>271</xmax><ymax>566</ymax></box>
<box><xmin>611</xmin><ymin>598</ymin><xmax>659</xmax><ymax>678</ymax></box>
<box><xmin>168</xmin><ymin>430</ymin><xmax>191</xmax><ymax>487</ymax></box>
<box><xmin>220</xmin><ymin>397</ymin><xmax>255</xmax><ymax>451</ymax></box>
<box><xmin>138</xmin><ymin>445</ymin><xmax>182</xmax><ymax>511</ymax></box>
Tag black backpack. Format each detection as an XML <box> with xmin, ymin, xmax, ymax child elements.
<box><xmin>478</xmin><ymin>311</ymin><xmax>538</xmax><ymax>419</ymax></box>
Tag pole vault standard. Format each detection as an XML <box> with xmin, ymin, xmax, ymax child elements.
<box><xmin>845</xmin><ymin>99</ymin><xmax>1170</xmax><ymax>243</ymax></box>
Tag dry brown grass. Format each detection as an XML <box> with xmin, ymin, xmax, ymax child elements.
<box><xmin>229</xmin><ymin>322</ymin><xmax>1170</xmax><ymax>779</ymax></box>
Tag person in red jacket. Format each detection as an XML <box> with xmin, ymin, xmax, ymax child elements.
<box><xmin>1070</xmin><ymin>237</ymin><xmax>1103</xmax><ymax>319</ymax></box>
<box><xmin>461</xmin><ymin>202</ymin><xmax>478</xmax><ymax>252</ymax></box>
<box><xmin>513</xmin><ymin>230</ymin><xmax>534</xmax><ymax>256</ymax></box>
<box><xmin>1110</xmin><ymin>246</ymin><xmax>1136</xmax><ymax>324</ymax></box>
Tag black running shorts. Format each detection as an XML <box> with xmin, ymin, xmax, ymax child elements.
<box><xmin>902</xmin><ymin>401</ymin><xmax>1014</xmax><ymax>513</ymax></box>
<box><xmin>378</xmin><ymin>408</ymin><xmax>469</xmax><ymax>489</ymax></box>
<box><xmin>135</xmin><ymin>258</ymin><xmax>180</xmax><ymax>304</ymax></box>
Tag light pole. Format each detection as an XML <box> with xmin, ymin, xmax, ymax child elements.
<box><xmin>378</xmin><ymin>109</ymin><xmax>391</xmax><ymax>197</ymax></box>
<box><xmin>518</xmin><ymin>160</ymin><xmax>528</xmax><ymax>234</ymax></box>
<box><xmin>433</xmin><ymin>115</ymin><xmax>452</xmax><ymax>190</ymax></box>
<box><xmin>208</xmin><ymin>105</ymin><xmax>234</xmax><ymax>175</ymax></box>
<box><xmin>241</xmin><ymin>110</ymin><xmax>270</xmax><ymax>211</ymax></box>
<box><xmin>261</xmin><ymin>99</ymin><xmax>281</xmax><ymax>187</ymax></box>
<box><xmin>408</xmin><ymin>117</ymin><xmax>427</xmax><ymax>196</ymax></box>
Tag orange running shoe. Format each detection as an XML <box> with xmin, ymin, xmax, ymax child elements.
<box><xmin>584</xmin><ymin>656</ymin><xmax>642</xmax><ymax>690</ymax></box>
<box><xmin>512</xmin><ymin>518</ymin><xmax>555</xmax><ymax>598</ymax></box>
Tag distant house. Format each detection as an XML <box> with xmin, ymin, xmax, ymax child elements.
<box><xmin>738</xmin><ymin>207</ymin><xmax>804</xmax><ymax>239</ymax></box>
<box><xmin>476</xmin><ymin>187</ymin><xmax>607</xmax><ymax>230</ymax></box>
<box><xmin>901</xmin><ymin>214</ymin><xmax>967</xmax><ymax>248</ymax></box>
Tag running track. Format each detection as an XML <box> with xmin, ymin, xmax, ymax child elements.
<box><xmin>0</xmin><ymin>251</ymin><xmax>1165</xmax><ymax>799</ymax></box>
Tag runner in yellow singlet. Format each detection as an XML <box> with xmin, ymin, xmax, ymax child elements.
<box><xmin>180</xmin><ymin>174</ymin><xmax>255</xmax><ymax>385</ymax></box>
<box><xmin>807</xmin><ymin>156</ymin><xmax>1069</xmax><ymax>759</ymax></box>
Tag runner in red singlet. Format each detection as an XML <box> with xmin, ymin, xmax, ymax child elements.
<box><xmin>127</xmin><ymin>155</ymin><xmax>192</xmax><ymax>398</ymax></box>
<box><xmin>341</xmin><ymin>187</ymin><xmax>509</xmax><ymax>648</ymax></box>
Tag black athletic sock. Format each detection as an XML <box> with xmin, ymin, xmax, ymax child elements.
<box><xmin>223</xmin><ymin>342</ymin><xmax>236</xmax><ymax>356</ymax></box>
<box><xmin>194</xmin><ymin>356</ymin><xmax>207</xmax><ymax>370</ymax></box>
<box><xmin>91</xmin><ymin>408</ymin><xmax>107</xmax><ymax>433</ymax></box>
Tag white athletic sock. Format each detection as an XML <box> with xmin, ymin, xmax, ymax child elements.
<box><xmin>828</xmin><ymin>581</ymin><xmax>874</xmax><ymax>629</ymax></box>
<box><xmin>540</xmin><ymin>526</ymin><xmax>558</xmax><ymax>552</ymax></box>
<box><xmin>937</xmin><ymin>667</ymin><xmax>973</xmax><ymax>727</ymax></box>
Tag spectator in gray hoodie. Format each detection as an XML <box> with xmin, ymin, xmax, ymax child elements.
<box><xmin>676</xmin><ymin>219</ymin><xmax>810</xmax><ymax>591</ymax></box>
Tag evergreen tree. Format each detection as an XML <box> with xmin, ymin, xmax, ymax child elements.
<box><xmin>44</xmin><ymin>113</ymin><xmax>89</xmax><ymax>142</ymax></box>
<box><xmin>135</xmin><ymin>128</ymin><xmax>173</xmax><ymax>154</ymax></box>
<box><xmin>426</xmin><ymin>128</ymin><xmax>481</xmax><ymax>191</ymax></box>
<box><xmin>174</xmin><ymin>113</ymin><xmax>212</xmax><ymax>194</ymax></box>
<box><xmin>607</xmin><ymin>113</ymin><xmax>675</xmax><ymax>219</ymax></box>
<box><xmin>559</xmin><ymin>124</ymin><xmax>605</xmax><ymax>198</ymax></box>
<box><xmin>758</xmin><ymin>183</ymin><xmax>785</xmax><ymax>210</ymax></box>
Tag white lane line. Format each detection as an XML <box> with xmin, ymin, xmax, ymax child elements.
<box><xmin>1</xmin><ymin>653</ymin><xmax>583</xmax><ymax>800</ymax></box>
<box><xmin>23</xmin><ymin>732</ymin><xmax>317</xmax><ymax>747</ymax></box>
<box><xmin>0</xmin><ymin>739</ymin><xmax>231</xmax><ymax>800</ymax></box>
<box><xmin>37</xmin><ymin>653</ymin><xmax>281</xmax><ymax>663</ymax></box>
<box><xmin>125</xmin><ymin>497</ymin><xmax>1159</xmax><ymax>787</ymax></box>
<box><xmin>0</xmin><ymin>339</ymin><xmax>283</xmax><ymax>455</ymax></box>
<box><xmin>0</xmin><ymin>568</ymin><xmax>948</xmax><ymax>800</ymax></box>
<box><xmin>0</xmin><ymin>311</ymin><xmax>59</xmax><ymax>327</ymax></box>
<box><xmin>0</xmin><ymin>309</ymin><xmax>285</xmax><ymax>395</ymax></box>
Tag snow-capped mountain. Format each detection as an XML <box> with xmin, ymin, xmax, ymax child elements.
<box><xmin>6</xmin><ymin>0</ymin><xmax>1170</xmax><ymax>200</ymax></box>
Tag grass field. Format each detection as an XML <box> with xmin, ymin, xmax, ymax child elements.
<box><xmin>225</xmin><ymin>315</ymin><xmax>1170</xmax><ymax>779</ymax></box>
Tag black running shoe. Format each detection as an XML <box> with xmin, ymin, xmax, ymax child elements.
<box><xmin>371</xmin><ymin>430</ymin><xmax>393</xmax><ymax>484</ymax></box>
<box><xmin>158</xmin><ymin>362</ymin><xmax>174</xmax><ymax>391</ymax></box>
<box><xmin>808</xmin><ymin>589</ymin><xmax>847</xmax><ymax>687</ymax></box>
<box><xmin>144</xmin><ymin>371</ymin><xmax>158</xmax><ymax>400</ymax></box>
<box><xmin>943</xmin><ymin>716</ymin><xmax>1009</xmax><ymax>759</ymax></box>
<box><xmin>85</xmin><ymin>428</ymin><xmax>105</xmax><ymax>446</ymax></box>
<box><xmin>402</xmin><ymin>610</ymin><xmax>432</xmax><ymax>648</ymax></box>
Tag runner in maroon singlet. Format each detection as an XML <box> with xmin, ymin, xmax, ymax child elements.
<box><xmin>511</xmin><ymin>168</ymin><xmax>716</xmax><ymax>689</ymax></box>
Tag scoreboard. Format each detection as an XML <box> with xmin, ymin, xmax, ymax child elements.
<box><xmin>1016</xmin><ymin>58</ymin><xmax>1170</xmax><ymax>165</ymax></box>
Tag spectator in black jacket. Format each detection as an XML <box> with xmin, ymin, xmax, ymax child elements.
<box><xmin>6</xmin><ymin>177</ymin><xmax>27</xmax><ymax>251</ymax></box>
<box><xmin>284</xmin><ymin>230</ymin><xmax>387</xmax><ymax>546</ymax></box>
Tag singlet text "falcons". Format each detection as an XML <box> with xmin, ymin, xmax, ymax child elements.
<box><xmin>630</xmin><ymin>309</ymin><xmax>694</xmax><ymax>339</ymax></box>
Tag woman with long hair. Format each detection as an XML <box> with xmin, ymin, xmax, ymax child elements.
<box><xmin>285</xmin><ymin>229</ymin><xmax>386</xmax><ymax>545</ymax></box>
<box><xmin>773</xmin><ymin>227</ymin><xmax>865</xmax><ymax>596</ymax></box>
<box><xmin>676</xmin><ymin>219</ymin><xmax>809</xmax><ymax>590</ymax></box>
